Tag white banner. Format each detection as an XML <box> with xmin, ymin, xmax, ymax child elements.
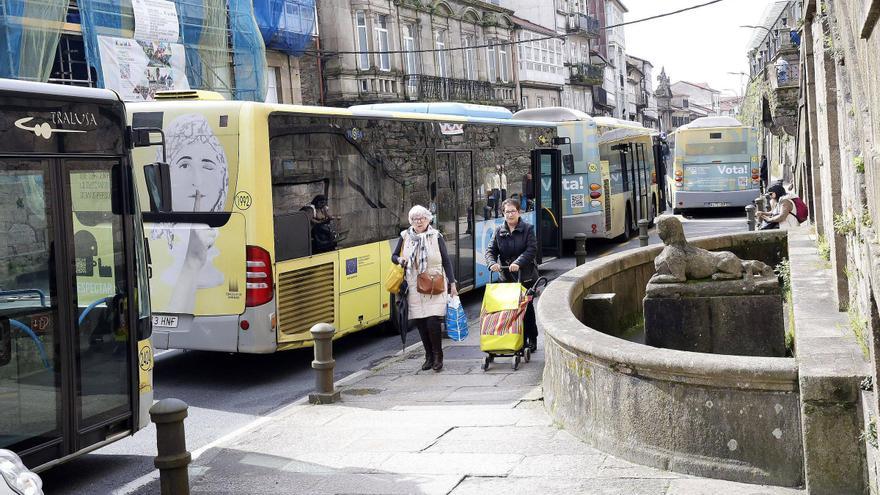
<box><xmin>132</xmin><ymin>0</ymin><xmax>180</xmax><ymax>42</ymax></box>
<box><xmin>97</xmin><ymin>36</ymin><xmax>189</xmax><ymax>101</ymax></box>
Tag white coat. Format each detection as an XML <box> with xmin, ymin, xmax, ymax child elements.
<box><xmin>399</xmin><ymin>229</ymin><xmax>449</xmax><ymax>320</ymax></box>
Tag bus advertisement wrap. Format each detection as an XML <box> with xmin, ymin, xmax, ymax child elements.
<box><xmin>146</xmin><ymin>215</ymin><xmax>246</xmax><ymax>316</ymax></box>
<box><xmin>132</xmin><ymin>109</ymin><xmax>245</xmax><ymax>317</ymax></box>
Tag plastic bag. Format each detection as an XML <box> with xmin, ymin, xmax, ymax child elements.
<box><xmin>446</xmin><ymin>296</ymin><xmax>469</xmax><ymax>342</ymax></box>
<box><xmin>384</xmin><ymin>263</ymin><xmax>405</xmax><ymax>293</ymax></box>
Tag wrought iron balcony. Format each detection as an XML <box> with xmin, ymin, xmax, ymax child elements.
<box><xmin>403</xmin><ymin>75</ymin><xmax>513</xmax><ymax>105</ymax></box>
<box><xmin>566</xmin><ymin>13</ymin><xmax>600</xmax><ymax>37</ymax></box>
<box><xmin>567</xmin><ymin>63</ymin><xmax>604</xmax><ymax>86</ymax></box>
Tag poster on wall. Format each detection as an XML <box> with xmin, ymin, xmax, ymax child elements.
<box><xmin>97</xmin><ymin>36</ymin><xmax>189</xmax><ymax>101</ymax></box>
<box><xmin>132</xmin><ymin>0</ymin><xmax>180</xmax><ymax>42</ymax></box>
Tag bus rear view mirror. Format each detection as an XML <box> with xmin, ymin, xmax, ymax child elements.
<box><xmin>143</xmin><ymin>162</ymin><xmax>173</xmax><ymax>212</ymax></box>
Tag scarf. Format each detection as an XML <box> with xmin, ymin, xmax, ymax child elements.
<box><xmin>406</xmin><ymin>227</ymin><xmax>433</xmax><ymax>274</ymax></box>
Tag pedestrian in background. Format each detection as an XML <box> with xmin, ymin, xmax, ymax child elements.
<box><xmin>760</xmin><ymin>155</ymin><xmax>769</xmax><ymax>194</ymax></box>
<box><xmin>486</xmin><ymin>198</ymin><xmax>539</xmax><ymax>352</ymax></box>
<box><xmin>756</xmin><ymin>183</ymin><xmax>800</xmax><ymax>229</ymax></box>
<box><xmin>392</xmin><ymin>205</ymin><xmax>457</xmax><ymax>371</ymax></box>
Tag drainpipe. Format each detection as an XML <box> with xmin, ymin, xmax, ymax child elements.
<box><xmin>313</xmin><ymin>3</ymin><xmax>325</xmax><ymax>106</ymax></box>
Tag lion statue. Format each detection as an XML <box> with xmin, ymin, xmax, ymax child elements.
<box><xmin>649</xmin><ymin>216</ymin><xmax>773</xmax><ymax>284</ymax></box>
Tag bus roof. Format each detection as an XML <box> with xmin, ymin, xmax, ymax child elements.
<box><xmin>349</xmin><ymin>102</ymin><xmax>513</xmax><ymax>120</ymax></box>
<box><xmin>512</xmin><ymin>107</ymin><xmax>594</xmax><ymax>123</ymax></box>
<box><xmin>0</xmin><ymin>78</ymin><xmax>121</xmax><ymax>103</ymax></box>
<box><xmin>592</xmin><ymin>116</ymin><xmax>644</xmax><ymax>129</ymax></box>
<box><xmin>677</xmin><ymin>116</ymin><xmax>745</xmax><ymax>130</ymax></box>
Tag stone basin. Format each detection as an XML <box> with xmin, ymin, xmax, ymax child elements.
<box><xmin>537</xmin><ymin>230</ymin><xmax>804</xmax><ymax>487</ymax></box>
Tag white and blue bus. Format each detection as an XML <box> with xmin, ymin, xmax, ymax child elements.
<box><xmin>668</xmin><ymin>116</ymin><xmax>760</xmax><ymax>213</ymax></box>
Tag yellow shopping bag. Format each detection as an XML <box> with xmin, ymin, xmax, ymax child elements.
<box><xmin>384</xmin><ymin>264</ymin><xmax>405</xmax><ymax>293</ymax></box>
<box><xmin>482</xmin><ymin>282</ymin><xmax>525</xmax><ymax>313</ymax></box>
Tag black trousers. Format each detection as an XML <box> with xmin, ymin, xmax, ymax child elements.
<box><xmin>524</xmin><ymin>299</ymin><xmax>537</xmax><ymax>342</ymax></box>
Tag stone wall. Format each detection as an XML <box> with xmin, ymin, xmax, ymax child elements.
<box><xmin>538</xmin><ymin>230</ymin><xmax>805</xmax><ymax>487</ymax></box>
<box><xmin>799</xmin><ymin>1</ymin><xmax>880</xmax><ymax>491</ymax></box>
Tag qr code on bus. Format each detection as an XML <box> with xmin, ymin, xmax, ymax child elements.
<box><xmin>120</xmin><ymin>63</ymin><xmax>130</xmax><ymax>80</ymax></box>
<box><xmin>570</xmin><ymin>194</ymin><xmax>585</xmax><ymax>208</ymax></box>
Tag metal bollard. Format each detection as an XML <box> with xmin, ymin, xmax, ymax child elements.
<box><xmin>150</xmin><ymin>398</ymin><xmax>191</xmax><ymax>495</ymax></box>
<box><xmin>574</xmin><ymin>233</ymin><xmax>587</xmax><ymax>266</ymax></box>
<box><xmin>638</xmin><ymin>220</ymin><xmax>649</xmax><ymax>247</ymax></box>
<box><xmin>309</xmin><ymin>323</ymin><xmax>341</xmax><ymax>404</ymax></box>
<box><xmin>746</xmin><ymin>204</ymin><xmax>756</xmax><ymax>231</ymax></box>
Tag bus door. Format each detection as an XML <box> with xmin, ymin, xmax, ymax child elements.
<box><xmin>1</xmin><ymin>159</ymin><xmax>134</xmax><ymax>468</ymax></box>
<box><xmin>614</xmin><ymin>143</ymin><xmax>636</xmax><ymax>230</ymax></box>
<box><xmin>435</xmin><ymin>151</ymin><xmax>475</xmax><ymax>290</ymax></box>
<box><xmin>531</xmin><ymin>149</ymin><xmax>562</xmax><ymax>263</ymax></box>
<box><xmin>635</xmin><ymin>143</ymin><xmax>649</xmax><ymax>220</ymax></box>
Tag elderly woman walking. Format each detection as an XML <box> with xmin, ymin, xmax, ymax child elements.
<box><xmin>392</xmin><ymin>205</ymin><xmax>458</xmax><ymax>371</ymax></box>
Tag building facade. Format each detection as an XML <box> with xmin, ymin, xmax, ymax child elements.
<box><xmin>626</xmin><ymin>54</ymin><xmax>658</xmax><ymax>128</ymax></box>
<box><xmin>670</xmin><ymin>81</ymin><xmax>721</xmax><ymax>116</ymax></box>
<box><xmin>604</xmin><ymin>0</ymin><xmax>627</xmax><ymax>119</ymax></box>
<box><xmin>741</xmin><ymin>0</ymin><xmax>802</xmax><ymax>186</ymax></box>
<box><xmin>0</xmin><ymin>0</ymin><xmax>315</xmax><ymax>102</ymax></box>
<box><xmin>317</xmin><ymin>0</ymin><xmax>517</xmax><ymax>108</ymax></box>
<box><xmin>512</xmin><ymin>16</ymin><xmax>564</xmax><ymax>109</ymax></box>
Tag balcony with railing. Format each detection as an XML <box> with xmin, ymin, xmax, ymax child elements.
<box><xmin>566</xmin><ymin>13</ymin><xmax>600</xmax><ymax>37</ymax></box>
<box><xmin>567</xmin><ymin>62</ymin><xmax>604</xmax><ymax>86</ymax></box>
<box><xmin>403</xmin><ymin>75</ymin><xmax>515</xmax><ymax>106</ymax></box>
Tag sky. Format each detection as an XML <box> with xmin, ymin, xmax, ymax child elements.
<box><xmin>622</xmin><ymin>0</ymin><xmax>774</xmax><ymax>99</ymax></box>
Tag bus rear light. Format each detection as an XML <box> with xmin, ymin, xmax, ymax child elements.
<box><xmin>675</xmin><ymin>177</ymin><xmax>683</xmax><ymax>182</ymax></box>
<box><xmin>240</xmin><ymin>320</ymin><xmax>250</xmax><ymax>330</ymax></box>
<box><xmin>675</xmin><ymin>182</ymin><xmax>683</xmax><ymax>188</ymax></box>
<box><xmin>590</xmin><ymin>200</ymin><xmax>601</xmax><ymax>208</ymax></box>
<box><xmin>752</xmin><ymin>174</ymin><xmax>760</xmax><ymax>180</ymax></box>
<box><xmin>589</xmin><ymin>183</ymin><xmax>601</xmax><ymax>191</ymax></box>
<box><xmin>751</xmin><ymin>168</ymin><xmax>759</xmax><ymax>174</ymax></box>
<box><xmin>674</xmin><ymin>170</ymin><xmax>683</xmax><ymax>177</ymax></box>
<box><xmin>246</xmin><ymin>245</ymin><xmax>273</xmax><ymax>307</ymax></box>
<box><xmin>589</xmin><ymin>191</ymin><xmax>601</xmax><ymax>199</ymax></box>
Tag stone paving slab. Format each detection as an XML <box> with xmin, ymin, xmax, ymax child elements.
<box><xmin>186</xmin><ymin>335</ymin><xmax>805</xmax><ymax>494</ymax></box>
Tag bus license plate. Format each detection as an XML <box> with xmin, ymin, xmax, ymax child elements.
<box><xmin>706</xmin><ymin>202</ymin><xmax>730</xmax><ymax>207</ymax></box>
<box><xmin>152</xmin><ymin>315</ymin><xmax>179</xmax><ymax>328</ymax></box>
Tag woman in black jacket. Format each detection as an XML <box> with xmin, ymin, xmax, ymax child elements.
<box><xmin>485</xmin><ymin>198</ymin><xmax>539</xmax><ymax>351</ymax></box>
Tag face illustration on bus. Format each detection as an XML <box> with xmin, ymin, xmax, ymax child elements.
<box><xmin>152</xmin><ymin>113</ymin><xmax>229</xmax><ymax>313</ymax></box>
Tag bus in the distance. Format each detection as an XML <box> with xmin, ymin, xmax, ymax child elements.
<box><xmin>667</xmin><ymin>116</ymin><xmax>760</xmax><ymax>213</ymax></box>
<box><xmin>128</xmin><ymin>95</ymin><xmax>563</xmax><ymax>354</ymax></box>
<box><xmin>515</xmin><ymin>109</ymin><xmax>659</xmax><ymax>240</ymax></box>
<box><xmin>0</xmin><ymin>80</ymin><xmax>163</xmax><ymax>470</ymax></box>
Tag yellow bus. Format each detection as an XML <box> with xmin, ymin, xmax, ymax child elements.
<box><xmin>668</xmin><ymin>116</ymin><xmax>760</xmax><ymax>213</ymax></box>
<box><xmin>0</xmin><ymin>80</ymin><xmax>158</xmax><ymax>470</ymax></box>
<box><xmin>128</xmin><ymin>94</ymin><xmax>563</xmax><ymax>353</ymax></box>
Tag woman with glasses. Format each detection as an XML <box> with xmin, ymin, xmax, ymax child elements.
<box><xmin>392</xmin><ymin>205</ymin><xmax>457</xmax><ymax>371</ymax></box>
<box><xmin>486</xmin><ymin>198</ymin><xmax>539</xmax><ymax>352</ymax></box>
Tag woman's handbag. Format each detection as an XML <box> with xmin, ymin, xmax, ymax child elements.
<box><xmin>416</xmin><ymin>271</ymin><xmax>445</xmax><ymax>295</ymax></box>
<box><xmin>384</xmin><ymin>264</ymin><xmax>405</xmax><ymax>294</ymax></box>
